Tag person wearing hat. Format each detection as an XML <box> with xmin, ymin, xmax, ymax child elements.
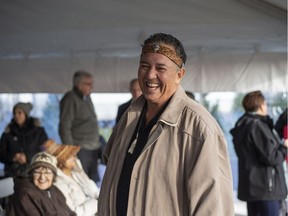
<box><xmin>5</xmin><ymin>152</ymin><xmax>76</xmax><ymax>216</ymax></box>
<box><xmin>0</xmin><ymin>102</ymin><xmax>48</xmax><ymax>177</ymax></box>
<box><xmin>43</xmin><ymin>139</ymin><xmax>99</xmax><ymax>216</ymax></box>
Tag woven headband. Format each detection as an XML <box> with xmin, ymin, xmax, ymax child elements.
<box><xmin>141</xmin><ymin>44</ymin><xmax>183</xmax><ymax>68</ymax></box>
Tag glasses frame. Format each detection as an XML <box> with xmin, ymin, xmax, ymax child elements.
<box><xmin>33</xmin><ymin>171</ymin><xmax>54</xmax><ymax>178</ymax></box>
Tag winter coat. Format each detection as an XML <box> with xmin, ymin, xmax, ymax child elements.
<box><xmin>230</xmin><ymin>113</ymin><xmax>287</xmax><ymax>201</ymax></box>
<box><xmin>98</xmin><ymin>86</ymin><xmax>234</xmax><ymax>216</ymax></box>
<box><xmin>275</xmin><ymin>108</ymin><xmax>287</xmax><ymax>139</ymax></box>
<box><xmin>59</xmin><ymin>88</ymin><xmax>100</xmax><ymax>150</ymax></box>
<box><xmin>0</xmin><ymin>117</ymin><xmax>48</xmax><ymax>177</ymax></box>
<box><xmin>54</xmin><ymin>160</ymin><xmax>99</xmax><ymax>216</ymax></box>
<box><xmin>115</xmin><ymin>99</ymin><xmax>132</xmax><ymax>124</ymax></box>
<box><xmin>6</xmin><ymin>177</ymin><xmax>76</xmax><ymax>216</ymax></box>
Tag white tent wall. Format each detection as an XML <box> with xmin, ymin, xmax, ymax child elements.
<box><xmin>0</xmin><ymin>0</ymin><xmax>286</xmax><ymax>93</ymax></box>
<box><xmin>0</xmin><ymin>50</ymin><xmax>286</xmax><ymax>93</ymax></box>
<box><xmin>184</xmin><ymin>51</ymin><xmax>287</xmax><ymax>92</ymax></box>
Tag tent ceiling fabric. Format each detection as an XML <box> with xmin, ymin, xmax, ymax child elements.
<box><xmin>0</xmin><ymin>0</ymin><xmax>286</xmax><ymax>93</ymax></box>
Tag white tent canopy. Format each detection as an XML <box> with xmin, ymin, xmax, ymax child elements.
<box><xmin>0</xmin><ymin>0</ymin><xmax>286</xmax><ymax>93</ymax></box>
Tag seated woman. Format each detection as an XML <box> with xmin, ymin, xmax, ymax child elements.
<box><xmin>43</xmin><ymin>140</ymin><xmax>99</xmax><ymax>216</ymax></box>
<box><xmin>6</xmin><ymin>152</ymin><xmax>76</xmax><ymax>216</ymax></box>
<box><xmin>0</xmin><ymin>102</ymin><xmax>48</xmax><ymax>177</ymax></box>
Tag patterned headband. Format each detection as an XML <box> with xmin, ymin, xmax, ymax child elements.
<box><xmin>141</xmin><ymin>44</ymin><xmax>183</xmax><ymax>68</ymax></box>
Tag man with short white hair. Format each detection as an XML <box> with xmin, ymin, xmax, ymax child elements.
<box><xmin>59</xmin><ymin>70</ymin><xmax>101</xmax><ymax>185</ymax></box>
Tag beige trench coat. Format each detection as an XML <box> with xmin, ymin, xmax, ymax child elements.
<box><xmin>98</xmin><ymin>86</ymin><xmax>234</xmax><ymax>216</ymax></box>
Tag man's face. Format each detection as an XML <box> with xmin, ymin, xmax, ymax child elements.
<box><xmin>138</xmin><ymin>45</ymin><xmax>185</xmax><ymax>106</ymax></box>
<box><xmin>77</xmin><ymin>76</ymin><xmax>93</xmax><ymax>96</ymax></box>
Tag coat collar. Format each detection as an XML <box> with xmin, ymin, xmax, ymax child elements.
<box><xmin>130</xmin><ymin>86</ymin><xmax>187</xmax><ymax>127</ymax></box>
<box><xmin>73</xmin><ymin>86</ymin><xmax>88</xmax><ymax>100</ymax></box>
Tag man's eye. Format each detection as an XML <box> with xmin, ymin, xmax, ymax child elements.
<box><xmin>140</xmin><ymin>65</ymin><xmax>150</xmax><ymax>71</ymax></box>
<box><xmin>157</xmin><ymin>67</ymin><xmax>166</xmax><ymax>72</ymax></box>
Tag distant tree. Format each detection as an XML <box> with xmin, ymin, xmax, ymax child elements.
<box><xmin>0</xmin><ymin>95</ymin><xmax>18</xmax><ymax>134</ymax></box>
<box><xmin>267</xmin><ymin>92</ymin><xmax>287</xmax><ymax>108</ymax></box>
<box><xmin>41</xmin><ymin>94</ymin><xmax>63</xmax><ymax>143</ymax></box>
<box><xmin>268</xmin><ymin>92</ymin><xmax>287</xmax><ymax>119</ymax></box>
<box><xmin>199</xmin><ymin>93</ymin><xmax>223</xmax><ymax>130</ymax></box>
<box><xmin>231</xmin><ymin>93</ymin><xmax>245</xmax><ymax>113</ymax></box>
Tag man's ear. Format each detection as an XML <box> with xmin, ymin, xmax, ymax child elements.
<box><xmin>176</xmin><ymin>67</ymin><xmax>186</xmax><ymax>84</ymax></box>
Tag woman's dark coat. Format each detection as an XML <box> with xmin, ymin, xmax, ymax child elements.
<box><xmin>6</xmin><ymin>178</ymin><xmax>76</xmax><ymax>216</ymax></box>
<box><xmin>0</xmin><ymin>117</ymin><xmax>48</xmax><ymax>177</ymax></box>
<box><xmin>230</xmin><ymin>113</ymin><xmax>287</xmax><ymax>201</ymax></box>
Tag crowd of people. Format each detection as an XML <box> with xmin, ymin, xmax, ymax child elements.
<box><xmin>0</xmin><ymin>32</ymin><xmax>287</xmax><ymax>216</ymax></box>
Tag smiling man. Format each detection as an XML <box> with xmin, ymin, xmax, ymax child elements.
<box><xmin>98</xmin><ymin>33</ymin><xmax>234</xmax><ymax>216</ymax></box>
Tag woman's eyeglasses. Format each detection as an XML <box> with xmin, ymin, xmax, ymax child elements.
<box><xmin>33</xmin><ymin>171</ymin><xmax>53</xmax><ymax>177</ymax></box>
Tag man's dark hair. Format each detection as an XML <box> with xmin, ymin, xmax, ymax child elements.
<box><xmin>142</xmin><ymin>33</ymin><xmax>187</xmax><ymax>65</ymax></box>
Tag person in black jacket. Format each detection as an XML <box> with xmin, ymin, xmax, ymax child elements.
<box><xmin>275</xmin><ymin>108</ymin><xmax>287</xmax><ymax>139</ymax></box>
<box><xmin>230</xmin><ymin>90</ymin><xmax>288</xmax><ymax>216</ymax></box>
<box><xmin>115</xmin><ymin>78</ymin><xmax>142</xmax><ymax>124</ymax></box>
<box><xmin>0</xmin><ymin>102</ymin><xmax>48</xmax><ymax>177</ymax></box>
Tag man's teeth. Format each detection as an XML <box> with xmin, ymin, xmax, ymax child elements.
<box><xmin>147</xmin><ymin>82</ymin><xmax>158</xmax><ymax>87</ymax></box>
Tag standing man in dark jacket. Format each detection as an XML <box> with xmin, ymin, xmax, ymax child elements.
<box><xmin>59</xmin><ymin>70</ymin><xmax>101</xmax><ymax>184</ymax></box>
<box><xmin>230</xmin><ymin>90</ymin><xmax>288</xmax><ymax>216</ymax></box>
<box><xmin>115</xmin><ymin>78</ymin><xmax>142</xmax><ymax>124</ymax></box>
<box><xmin>0</xmin><ymin>102</ymin><xmax>48</xmax><ymax>177</ymax></box>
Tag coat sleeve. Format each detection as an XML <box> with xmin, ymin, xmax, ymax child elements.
<box><xmin>102</xmin><ymin>123</ymin><xmax>120</xmax><ymax>164</ymax></box>
<box><xmin>53</xmin><ymin>186</ymin><xmax>77</xmax><ymax>216</ymax></box>
<box><xmin>74</xmin><ymin>199</ymin><xmax>98</xmax><ymax>216</ymax></box>
<box><xmin>252</xmin><ymin>123</ymin><xmax>286</xmax><ymax>166</ymax></box>
<box><xmin>59</xmin><ymin>94</ymin><xmax>75</xmax><ymax>144</ymax></box>
<box><xmin>187</xmin><ymin>130</ymin><xmax>234</xmax><ymax>216</ymax></box>
<box><xmin>74</xmin><ymin>159</ymin><xmax>100</xmax><ymax>198</ymax></box>
<box><xmin>6</xmin><ymin>192</ymin><xmax>42</xmax><ymax>216</ymax></box>
<box><xmin>54</xmin><ymin>179</ymin><xmax>97</xmax><ymax>216</ymax></box>
<box><xmin>0</xmin><ymin>132</ymin><xmax>15</xmax><ymax>163</ymax></box>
